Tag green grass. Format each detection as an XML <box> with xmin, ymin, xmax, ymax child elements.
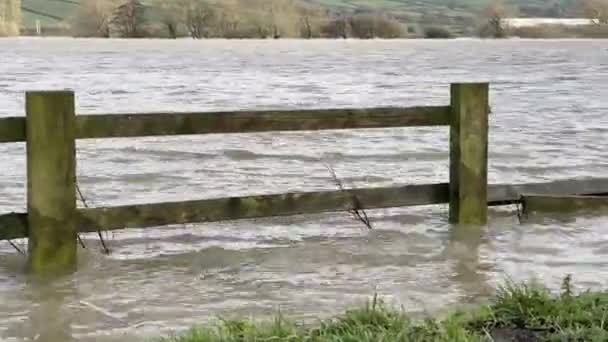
<box><xmin>154</xmin><ymin>275</ymin><xmax>608</xmax><ymax>342</ymax></box>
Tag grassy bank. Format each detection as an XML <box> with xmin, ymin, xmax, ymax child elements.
<box><xmin>155</xmin><ymin>276</ymin><xmax>608</xmax><ymax>341</ymax></box>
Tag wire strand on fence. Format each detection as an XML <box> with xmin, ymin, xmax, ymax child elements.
<box><xmin>324</xmin><ymin>163</ymin><xmax>373</xmax><ymax>230</ymax></box>
<box><xmin>76</xmin><ymin>181</ymin><xmax>111</xmax><ymax>254</ymax></box>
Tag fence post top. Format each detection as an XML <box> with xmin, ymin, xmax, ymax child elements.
<box><xmin>450</xmin><ymin>82</ymin><xmax>490</xmax><ymax>86</ymax></box>
<box><xmin>25</xmin><ymin>90</ymin><xmax>75</xmax><ymax>96</ymax></box>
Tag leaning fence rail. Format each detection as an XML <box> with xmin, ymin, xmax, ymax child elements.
<box><xmin>3</xmin><ymin>178</ymin><xmax>608</xmax><ymax>242</ymax></box>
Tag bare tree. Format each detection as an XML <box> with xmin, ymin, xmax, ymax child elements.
<box><xmin>261</xmin><ymin>0</ymin><xmax>300</xmax><ymax>38</ymax></box>
<box><xmin>146</xmin><ymin>0</ymin><xmax>329</xmax><ymax>39</ymax></box>
<box><xmin>348</xmin><ymin>13</ymin><xmax>402</xmax><ymax>39</ymax></box>
<box><xmin>215</xmin><ymin>1</ymin><xmax>241</xmax><ymax>38</ymax></box>
<box><xmin>373</xmin><ymin>15</ymin><xmax>403</xmax><ymax>38</ymax></box>
<box><xmin>269</xmin><ymin>4</ymin><xmax>280</xmax><ymax>38</ymax></box>
<box><xmin>66</xmin><ymin>0</ymin><xmax>348</xmax><ymax>39</ymax></box>
<box><xmin>349</xmin><ymin>14</ymin><xmax>375</xmax><ymax>38</ymax></box>
<box><xmin>321</xmin><ymin>16</ymin><xmax>349</xmax><ymax>38</ymax></box>
<box><xmin>300</xmin><ymin>11</ymin><xmax>314</xmax><ymax>38</ymax></box>
<box><xmin>265</xmin><ymin>0</ymin><xmax>283</xmax><ymax>38</ymax></box>
<box><xmin>71</xmin><ymin>0</ymin><xmax>114</xmax><ymax>37</ymax></box>
<box><xmin>298</xmin><ymin>5</ymin><xmax>324</xmax><ymax>38</ymax></box>
<box><xmin>181</xmin><ymin>0</ymin><xmax>215</xmax><ymax>39</ymax></box>
<box><xmin>478</xmin><ymin>0</ymin><xmax>513</xmax><ymax>38</ymax></box>
<box><xmin>237</xmin><ymin>2</ymin><xmax>271</xmax><ymax>38</ymax></box>
<box><xmin>153</xmin><ymin>0</ymin><xmax>183</xmax><ymax>38</ymax></box>
<box><xmin>111</xmin><ymin>0</ymin><xmax>146</xmax><ymax>38</ymax></box>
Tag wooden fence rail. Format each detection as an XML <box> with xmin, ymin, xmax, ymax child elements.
<box><xmin>2</xmin><ymin>178</ymin><xmax>608</xmax><ymax>242</ymax></box>
<box><xmin>0</xmin><ymin>82</ymin><xmax>493</xmax><ymax>274</ymax></box>
<box><xmin>0</xmin><ymin>106</ymin><xmax>451</xmax><ymax>142</ymax></box>
<box><xmin>522</xmin><ymin>194</ymin><xmax>608</xmax><ymax>215</ymax></box>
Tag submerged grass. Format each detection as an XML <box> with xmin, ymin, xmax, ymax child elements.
<box><xmin>155</xmin><ymin>276</ymin><xmax>608</xmax><ymax>341</ymax></box>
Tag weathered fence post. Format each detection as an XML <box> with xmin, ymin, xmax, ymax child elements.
<box><xmin>449</xmin><ymin>83</ymin><xmax>489</xmax><ymax>225</ymax></box>
<box><xmin>26</xmin><ymin>91</ymin><xmax>77</xmax><ymax>274</ymax></box>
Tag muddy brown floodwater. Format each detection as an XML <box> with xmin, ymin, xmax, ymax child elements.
<box><xmin>0</xmin><ymin>38</ymin><xmax>607</xmax><ymax>341</ymax></box>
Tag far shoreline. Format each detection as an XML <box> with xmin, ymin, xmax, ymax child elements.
<box><xmin>4</xmin><ymin>36</ymin><xmax>608</xmax><ymax>41</ymax></box>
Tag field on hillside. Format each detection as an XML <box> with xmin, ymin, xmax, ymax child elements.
<box><xmin>21</xmin><ymin>0</ymin><xmax>75</xmax><ymax>27</ymax></box>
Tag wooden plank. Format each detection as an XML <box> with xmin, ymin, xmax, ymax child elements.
<box><xmin>521</xmin><ymin>194</ymin><xmax>608</xmax><ymax>214</ymax></box>
<box><xmin>0</xmin><ymin>117</ymin><xmax>26</xmax><ymax>143</ymax></box>
<box><xmin>488</xmin><ymin>178</ymin><xmax>608</xmax><ymax>205</ymax></box>
<box><xmin>26</xmin><ymin>91</ymin><xmax>78</xmax><ymax>274</ymax></box>
<box><xmin>2</xmin><ymin>178</ymin><xmax>608</xmax><ymax>240</ymax></box>
<box><xmin>72</xmin><ymin>178</ymin><xmax>608</xmax><ymax>232</ymax></box>
<box><xmin>74</xmin><ymin>106</ymin><xmax>451</xmax><ymax>139</ymax></box>
<box><xmin>77</xmin><ymin>183</ymin><xmax>449</xmax><ymax>232</ymax></box>
<box><xmin>1</xmin><ymin>107</ymin><xmax>449</xmax><ymax>143</ymax></box>
<box><xmin>449</xmin><ymin>83</ymin><xmax>489</xmax><ymax>224</ymax></box>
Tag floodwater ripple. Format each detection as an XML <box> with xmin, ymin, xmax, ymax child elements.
<box><xmin>0</xmin><ymin>38</ymin><xmax>607</xmax><ymax>341</ymax></box>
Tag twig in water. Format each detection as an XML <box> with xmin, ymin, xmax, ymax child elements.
<box><xmin>7</xmin><ymin>240</ymin><xmax>25</xmax><ymax>256</ymax></box>
<box><xmin>324</xmin><ymin>163</ymin><xmax>373</xmax><ymax>230</ymax></box>
<box><xmin>514</xmin><ymin>197</ymin><xmax>526</xmax><ymax>224</ymax></box>
<box><xmin>76</xmin><ymin>181</ymin><xmax>110</xmax><ymax>254</ymax></box>
<box><xmin>79</xmin><ymin>300</ymin><xmax>123</xmax><ymax>322</ymax></box>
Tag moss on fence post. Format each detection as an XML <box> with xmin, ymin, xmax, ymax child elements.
<box><xmin>449</xmin><ymin>83</ymin><xmax>489</xmax><ymax>225</ymax></box>
<box><xmin>26</xmin><ymin>91</ymin><xmax>77</xmax><ymax>274</ymax></box>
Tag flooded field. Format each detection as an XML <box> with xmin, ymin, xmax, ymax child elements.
<box><xmin>0</xmin><ymin>38</ymin><xmax>607</xmax><ymax>341</ymax></box>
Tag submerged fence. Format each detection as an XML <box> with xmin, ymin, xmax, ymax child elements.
<box><xmin>1</xmin><ymin>82</ymin><xmax>607</xmax><ymax>274</ymax></box>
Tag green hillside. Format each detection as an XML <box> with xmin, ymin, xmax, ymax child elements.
<box><xmin>21</xmin><ymin>0</ymin><xmax>76</xmax><ymax>27</ymax></box>
<box><xmin>307</xmin><ymin>0</ymin><xmax>568</xmax><ymax>16</ymax></box>
<box><xmin>20</xmin><ymin>0</ymin><xmax>576</xmax><ymax>33</ymax></box>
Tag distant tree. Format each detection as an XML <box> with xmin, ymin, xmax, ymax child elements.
<box><xmin>349</xmin><ymin>14</ymin><xmax>402</xmax><ymax>39</ymax></box>
<box><xmin>153</xmin><ymin>0</ymin><xmax>183</xmax><ymax>38</ymax></box>
<box><xmin>268</xmin><ymin>2</ymin><xmax>280</xmax><ymax>38</ymax></box>
<box><xmin>424</xmin><ymin>26</ymin><xmax>453</xmax><ymax>38</ymax></box>
<box><xmin>478</xmin><ymin>0</ymin><xmax>513</xmax><ymax>38</ymax></box>
<box><xmin>111</xmin><ymin>0</ymin><xmax>146</xmax><ymax>37</ymax></box>
<box><xmin>181</xmin><ymin>0</ymin><xmax>215</xmax><ymax>38</ymax></box>
<box><xmin>72</xmin><ymin>0</ymin><xmax>114</xmax><ymax>37</ymax></box>
<box><xmin>321</xmin><ymin>16</ymin><xmax>348</xmax><ymax>38</ymax></box>
<box><xmin>301</xmin><ymin>15</ymin><xmax>313</xmax><ymax>38</ymax></box>
<box><xmin>67</xmin><ymin>0</ymin><xmax>392</xmax><ymax>39</ymax></box>
<box><xmin>544</xmin><ymin>1</ymin><xmax>564</xmax><ymax>17</ymax></box>
<box><xmin>582</xmin><ymin>0</ymin><xmax>608</xmax><ymax>24</ymax></box>
<box><xmin>349</xmin><ymin>14</ymin><xmax>375</xmax><ymax>38</ymax></box>
<box><xmin>375</xmin><ymin>16</ymin><xmax>403</xmax><ymax>38</ymax></box>
<box><xmin>233</xmin><ymin>2</ymin><xmax>271</xmax><ymax>38</ymax></box>
<box><xmin>299</xmin><ymin>6</ymin><xmax>321</xmax><ymax>38</ymax></box>
<box><xmin>215</xmin><ymin>1</ymin><xmax>242</xmax><ymax>38</ymax></box>
<box><xmin>265</xmin><ymin>0</ymin><xmax>301</xmax><ymax>38</ymax></box>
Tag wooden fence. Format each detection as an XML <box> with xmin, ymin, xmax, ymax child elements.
<box><xmin>1</xmin><ymin>82</ymin><xmax>607</xmax><ymax>274</ymax></box>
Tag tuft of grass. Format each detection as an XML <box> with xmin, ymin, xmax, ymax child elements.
<box><xmin>155</xmin><ymin>276</ymin><xmax>608</xmax><ymax>342</ymax></box>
